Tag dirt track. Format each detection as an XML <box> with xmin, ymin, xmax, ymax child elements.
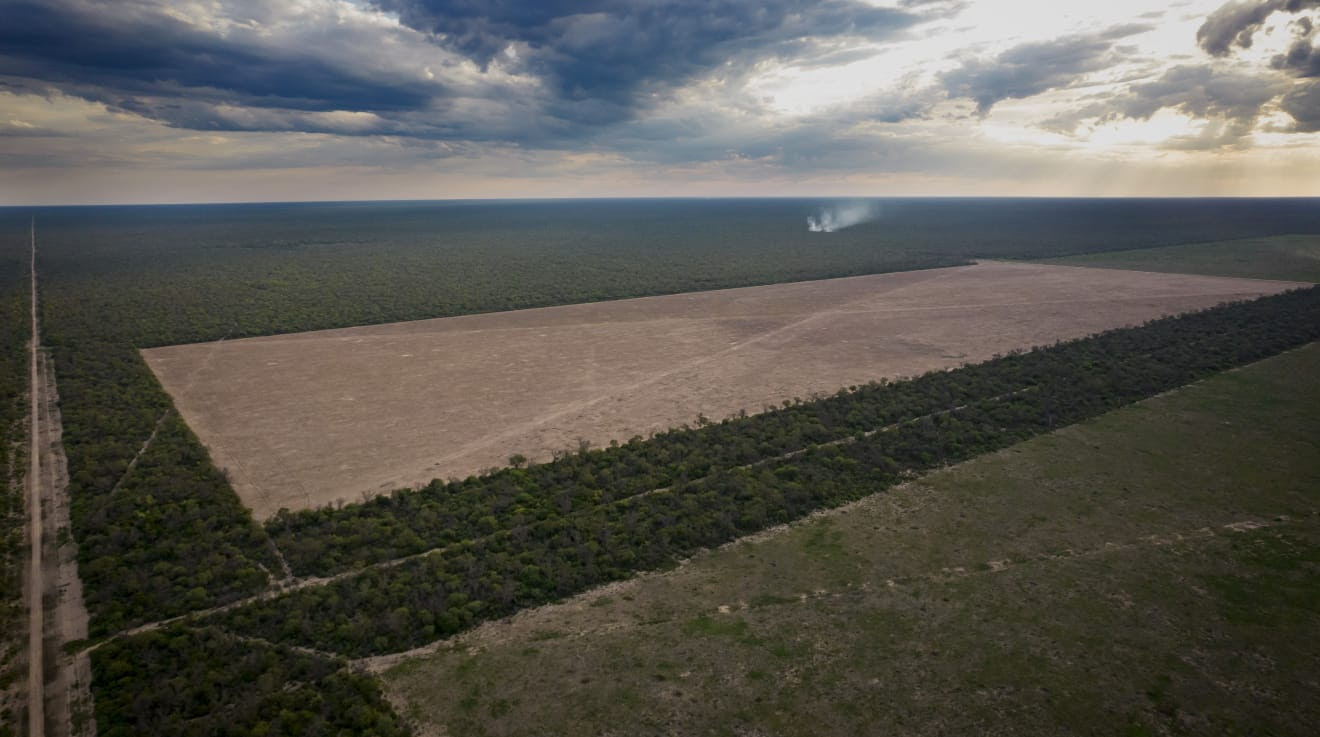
<box><xmin>35</xmin><ymin>347</ymin><xmax>93</xmax><ymax>737</ymax></box>
<box><xmin>27</xmin><ymin>216</ymin><xmax>43</xmax><ymax>737</ymax></box>
<box><xmin>142</xmin><ymin>260</ymin><xmax>1306</xmax><ymax>519</ymax></box>
<box><xmin>22</xmin><ymin>219</ymin><xmax>92</xmax><ymax>737</ymax></box>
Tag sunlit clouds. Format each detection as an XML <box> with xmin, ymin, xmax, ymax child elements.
<box><xmin>1</xmin><ymin>0</ymin><xmax>1318</xmax><ymax>203</ymax></box>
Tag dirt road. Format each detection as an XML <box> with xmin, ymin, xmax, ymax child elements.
<box><xmin>24</xmin><ymin>218</ymin><xmax>93</xmax><ymax>737</ymax></box>
<box><xmin>27</xmin><ymin>217</ymin><xmax>44</xmax><ymax>737</ymax></box>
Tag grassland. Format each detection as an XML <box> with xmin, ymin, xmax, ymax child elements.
<box><xmin>384</xmin><ymin>341</ymin><xmax>1320</xmax><ymax>737</ymax></box>
<box><xmin>1039</xmin><ymin>234</ymin><xmax>1320</xmax><ymax>283</ymax></box>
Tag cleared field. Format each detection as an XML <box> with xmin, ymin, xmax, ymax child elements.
<box><xmin>382</xmin><ymin>342</ymin><xmax>1320</xmax><ymax>737</ymax></box>
<box><xmin>142</xmin><ymin>261</ymin><xmax>1304</xmax><ymax>519</ymax></box>
<box><xmin>1039</xmin><ymin>234</ymin><xmax>1320</xmax><ymax>282</ymax></box>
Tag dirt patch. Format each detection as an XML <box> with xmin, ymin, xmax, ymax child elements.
<box><xmin>141</xmin><ymin>261</ymin><xmax>1305</xmax><ymax>519</ymax></box>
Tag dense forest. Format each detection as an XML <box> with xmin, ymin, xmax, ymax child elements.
<box><xmin>4</xmin><ymin>200</ymin><xmax>1319</xmax><ymax>735</ymax></box>
<box><xmin>90</xmin><ymin>625</ymin><xmax>409</xmax><ymax>737</ymax></box>
<box><xmin>0</xmin><ymin>230</ymin><xmax>30</xmax><ymax>736</ymax></box>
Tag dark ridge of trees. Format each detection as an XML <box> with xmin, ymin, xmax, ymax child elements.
<box><xmin>90</xmin><ymin>625</ymin><xmax>411</xmax><ymax>737</ymax></box>
<box><xmin>213</xmin><ymin>287</ymin><xmax>1320</xmax><ymax>657</ymax></box>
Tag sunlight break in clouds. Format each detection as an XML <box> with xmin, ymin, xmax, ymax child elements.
<box><xmin>0</xmin><ymin>0</ymin><xmax>1318</xmax><ymax>203</ymax></box>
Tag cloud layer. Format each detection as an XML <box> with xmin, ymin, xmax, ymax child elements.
<box><xmin>1</xmin><ymin>0</ymin><xmax>1319</xmax><ymax>202</ymax></box>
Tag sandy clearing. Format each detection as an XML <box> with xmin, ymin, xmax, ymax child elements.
<box><xmin>141</xmin><ymin>260</ymin><xmax>1305</xmax><ymax>519</ymax></box>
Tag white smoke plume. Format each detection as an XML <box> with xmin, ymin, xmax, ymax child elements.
<box><xmin>807</xmin><ymin>201</ymin><xmax>878</xmax><ymax>233</ymax></box>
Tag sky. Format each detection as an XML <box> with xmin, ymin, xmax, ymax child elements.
<box><xmin>1</xmin><ymin>0</ymin><xmax>1319</xmax><ymax>204</ymax></box>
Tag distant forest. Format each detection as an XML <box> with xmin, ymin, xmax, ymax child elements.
<box><xmin>2</xmin><ymin>198</ymin><xmax>1318</xmax><ymax>736</ymax></box>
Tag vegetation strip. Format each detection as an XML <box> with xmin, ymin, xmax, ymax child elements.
<box><xmin>267</xmin><ymin>381</ymin><xmax>1041</xmax><ymax>578</ymax></box>
<box><xmin>209</xmin><ymin>286</ymin><xmax>1320</xmax><ymax>657</ymax></box>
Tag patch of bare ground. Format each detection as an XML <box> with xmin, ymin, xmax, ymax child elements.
<box><xmin>35</xmin><ymin>350</ymin><xmax>93</xmax><ymax>737</ymax></box>
<box><xmin>142</xmin><ymin>261</ymin><xmax>1306</xmax><ymax>519</ymax></box>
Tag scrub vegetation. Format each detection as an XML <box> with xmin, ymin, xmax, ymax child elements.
<box><xmin>3</xmin><ymin>199</ymin><xmax>1319</xmax><ymax>735</ymax></box>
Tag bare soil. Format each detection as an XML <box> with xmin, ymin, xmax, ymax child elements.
<box><xmin>142</xmin><ymin>261</ymin><xmax>1305</xmax><ymax>519</ymax></box>
<box><xmin>35</xmin><ymin>350</ymin><xmax>93</xmax><ymax>737</ymax></box>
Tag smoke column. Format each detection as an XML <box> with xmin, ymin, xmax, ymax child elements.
<box><xmin>807</xmin><ymin>201</ymin><xmax>878</xmax><ymax>233</ymax></box>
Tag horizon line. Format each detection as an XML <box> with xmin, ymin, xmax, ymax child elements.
<box><xmin>5</xmin><ymin>194</ymin><xmax>1320</xmax><ymax>209</ymax></box>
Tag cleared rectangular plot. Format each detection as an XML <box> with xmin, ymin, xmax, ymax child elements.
<box><xmin>141</xmin><ymin>261</ymin><xmax>1304</xmax><ymax>519</ymax></box>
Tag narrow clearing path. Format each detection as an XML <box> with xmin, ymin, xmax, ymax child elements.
<box><xmin>104</xmin><ymin>410</ymin><xmax>169</xmax><ymax>497</ymax></box>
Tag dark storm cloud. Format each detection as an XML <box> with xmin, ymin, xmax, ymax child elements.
<box><xmin>371</xmin><ymin>0</ymin><xmax>922</xmax><ymax>125</ymax></box>
<box><xmin>0</xmin><ymin>1</ymin><xmax>440</xmax><ymax>119</ymax></box>
<box><xmin>1196</xmin><ymin>0</ymin><xmax>1319</xmax><ymax>56</ymax></box>
<box><xmin>1279</xmin><ymin>79</ymin><xmax>1320</xmax><ymax>128</ymax></box>
<box><xmin>1043</xmin><ymin>63</ymin><xmax>1289</xmax><ymax>148</ymax></box>
<box><xmin>0</xmin><ymin>0</ymin><xmax>934</xmax><ymax>142</ymax></box>
<box><xmin>1120</xmin><ymin>64</ymin><xmax>1287</xmax><ymax>120</ymax></box>
<box><xmin>1270</xmin><ymin>16</ymin><xmax>1320</xmax><ymax>75</ymax></box>
<box><xmin>1193</xmin><ymin>1</ymin><xmax>1320</xmax><ymax>133</ymax></box>
<box><xmin>939</xmin><ymin>25</ymin><xmax>1150</xmax><ymax>114</ymax></box>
